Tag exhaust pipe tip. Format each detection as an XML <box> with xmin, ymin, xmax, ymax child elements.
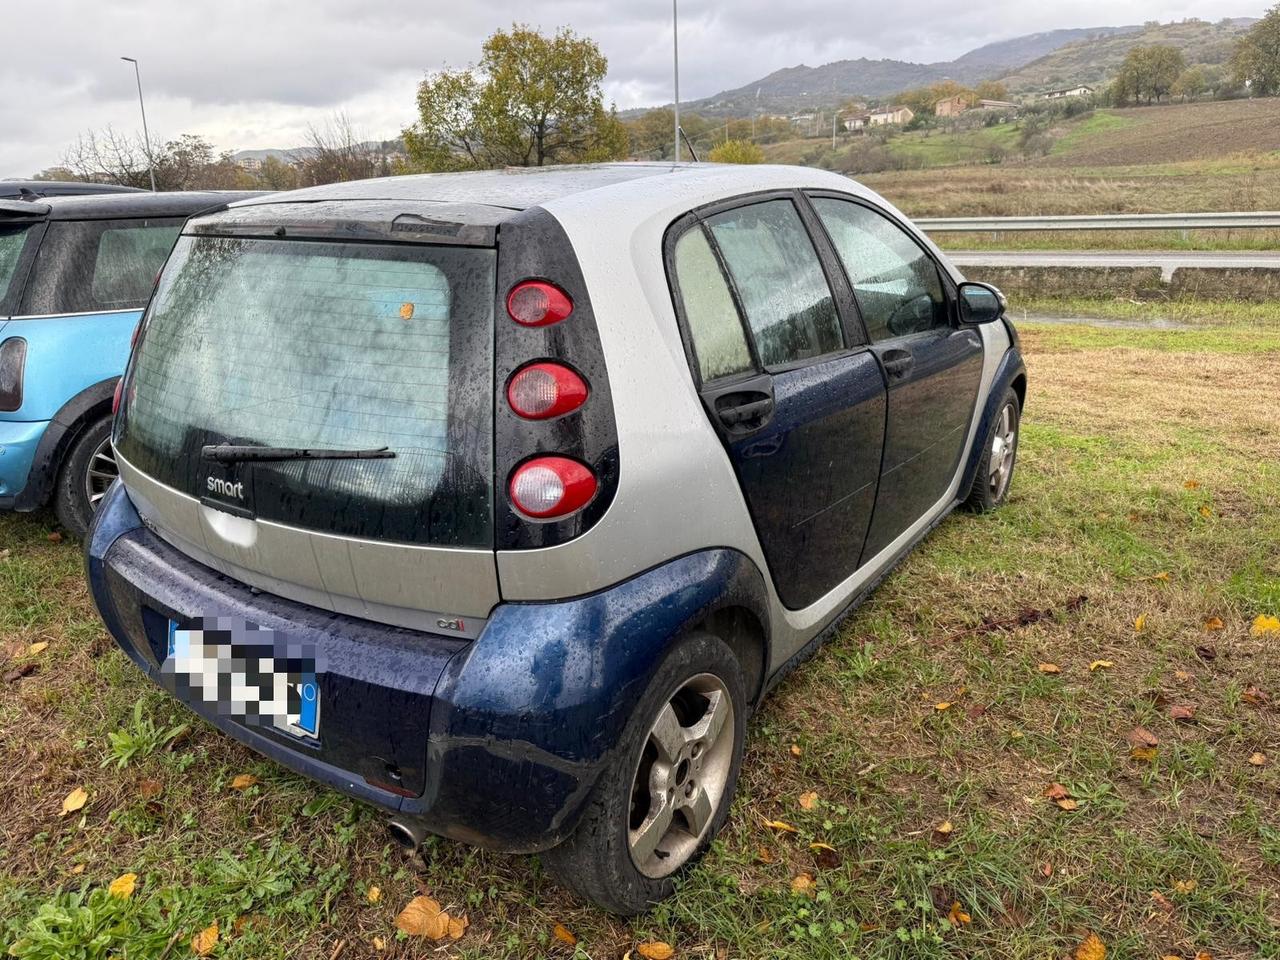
<box><xmin>387</xmin><ymin>815</ymin><xmax>427</xmax><ymax>853</ymax></box>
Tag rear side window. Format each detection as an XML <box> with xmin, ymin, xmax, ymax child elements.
<box><xmin>810</xmin><ymin>198</ymin><xmax>948</xmax><ymax>341</ymax></box>
<box><xmin>672</xmin><ymin>228</ymin><xmax>753</xmax><ymax>382</ymax></box>
<box><xmin>705</xmin><ymin>200</ymin><xmax>843</xmax><ymax>368</ymax></box>
<box><xmin>116</xmin><ymin>236</ymin><xmax>497</xmax><ymax>547</ymax></box>
<box><xmin>1</xmin><ymin>225</ymin><xmax>38</xmax><ymax>314</ymax></box>
<box><xmin>19</xmin><ymin>218</ymin><xmax>182</xmax><ymax>315</ymax></box>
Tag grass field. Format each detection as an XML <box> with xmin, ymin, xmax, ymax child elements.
<box><xmin>2</xmin><ymin>309</ymin><xmax>1279</xmax><ymax>958</ymax></box>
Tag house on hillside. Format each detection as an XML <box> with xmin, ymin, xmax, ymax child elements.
<box><xmin>868</xmin><ymin>106</ymin><xmax>915</xmax><ymax>126</ymax></box>
<box><xmin>1042</xmin><ymin>85</ymin><xmax>1094</xmax><ymax>100</ymax></box>
<box><xmin>935</xmin><ymin>94</ymin><xmax>969</xmax><ymax>118</ymax></box>
<box><xmin>977</xmin><ymin>99</ymin><xmax>1020</xmax><ymax>111</ymax></box>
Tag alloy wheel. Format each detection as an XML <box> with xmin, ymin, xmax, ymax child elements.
<box><xmin>987</xmin><ymin>401</ymin><xmax>1018</xmax><ymax>500</ymax></box>
<box><xmin>628</xmin><ymin>673</ymin><xmax>735</xmax><ymax>879</ymax></box>
<box><xmin>84</xmin><ymin>436</ymin><xmax>119</xmax><ymax>510</ymax></box>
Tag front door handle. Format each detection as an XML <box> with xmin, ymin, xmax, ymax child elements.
<box><xmin>881</xmin><ymin>349</ymin><xmax>914</xmax><ymax>380</ymax></box>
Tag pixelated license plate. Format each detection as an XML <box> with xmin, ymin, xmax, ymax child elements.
<box><xmin>162</xmin><ymin>617</ymin><xmax>320</xmax><ymax>739</ymax></box>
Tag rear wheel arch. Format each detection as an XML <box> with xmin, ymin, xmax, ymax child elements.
<box><xmin>1011</xmin><ymin>372</ymin><xmax>1027</xmax><ymax>411</ymax></box>
<box><xmin>695</xmin><ymin>604</ymin><xmax>767</xmax><ymax>708</ymax></box>
<box><xmin>13</xmin><ymin>377</ymin><xmax>118</xmax><ymax>511</ymax></box>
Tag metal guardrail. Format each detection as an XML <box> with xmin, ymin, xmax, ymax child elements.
<box><xmin>915</xmin><ymin>212</ymin><xmax>1280</xmax><ymax>232</ymax></box>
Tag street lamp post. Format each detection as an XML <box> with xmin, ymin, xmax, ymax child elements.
<box><xmin>673</xmin><ymin>0</ymin><xmax>680</xmax><ymax>162</ymax></box>
<box><xmin>120</xmin><ymin>56</ymin><xmax>157</xmax><ymax>192</ymax></box>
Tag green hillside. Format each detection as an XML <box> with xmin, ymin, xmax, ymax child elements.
<box><xmin>1000</xmin><ymin>18</ymin><xmax>1254</xmax><ymax>94</ymax></box>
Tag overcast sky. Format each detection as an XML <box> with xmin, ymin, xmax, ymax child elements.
<box><xmin>2</xmin><ymin>0</ymin><xmax>1258</xmax><ymax>177</ymax></box>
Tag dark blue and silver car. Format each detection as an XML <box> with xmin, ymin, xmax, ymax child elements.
<box><xmin>0</xmin><ymin>191</ymin><xmax>258</xmax><ymax>536</ymax></box>
<box><xmin>86</xmin><ymin>164</ymin><xmax>1026</xmax><ymax>913</ymax></box>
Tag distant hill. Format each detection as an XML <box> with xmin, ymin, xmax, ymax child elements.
<box><xmin>999</xmin><ymin>18</ymin><xmax>1257</xmax><ymax>94</ymax></box>
<box><xmin>650</xmin><ymin>25</ymin><xmax>1140</xmax><ymax>117</ymax></box>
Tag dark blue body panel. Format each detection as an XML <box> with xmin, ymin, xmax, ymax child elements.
<box><xmin>86</xmin><ymin>483</ymin><xmax>770</xmax><ymax>852</ymax></box>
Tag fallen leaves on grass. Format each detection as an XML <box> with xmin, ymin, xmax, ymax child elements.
<box><xmin>396</xmin><ymin>896</ymin><xmax>451</xmax><ymax>940</ymax></box>
<box><xmin>1198</xmin><ymin>505</ymin><xmax>1214</xmax><ymax>519</ymax></box>
<box><xmin>366</xmin><ymin>885</ymin><xmax>381</xmax><ymax>904</ymax></box>
<box><xmin>757</xmin><ymin>846</ymin><xmax>774</xmax><ymax>864</ymax></box>
<box><xmin>1129</xmin><ymin>727</ymin><xmax>1160</xmax><ymax>748</ymax></box>
<box><xmin>810</xmin><ymin>842</ymin><xmax>842</xmax><ymax>870</ymax></box>
<box><xmin>60</xmin><ymin>787</ymin><xmax>88</xmax><ymax>816</ymax></box>
<box><xmin>798</xmin><ymin>791</ymin><xmax>818</xmax><ymax>810</ymax></box>
<box><xmin>1043</xmin><ymin>783</ymin><xmax>1078</xmax><ymax>811</ymax></box>
<box><xmin>46</xmin><ymin>531</ymin><xmax>63</xmax><ymax>543</ymax></box>
<box><xmin>1038</xmin><ymin>662</ymin><xmax>1061</xmax><ymax>674</ymax></box>
<box><xmin>933</xmin><ymin>820</ymin><xmax>954</xmax><ymax>842</ymax></box>
<box><xmin>137</xmin><ymin>778</ymin><xmax>162</xmax><ymax>800</ymax></box>
<box><xmin>791</xmin><ymin>872</ymin><xmax>816</xmax><ymax>896</ymax></box>
<box><xmin>230</xmin><ymin>774</ymin><xmax>258</xmax><ymax>791</ymax></box>
<box><xmin>1150</xmin><ymin>890</ymin><xmax>1175</xmax><ymax>915</ymax></box>
<box><xmin>947</xmin><ymin>902</ymin><xmax>971</xmax><ymax>926</ymax></box>
<box><xmin>934</xmin><ymin>701</ymin><xmax>952</xmax><ymax>712</ymax></box>
<box><xmin>1135</xmin><ymin>613</ymin><xmax>1148</xmax><ymax>633</ymax></box>
<box><xmin>1250</xmin><ymin>615</ymin><xmax>1280</xmax><ymax>637</ymax></box>
<box><xmin>553</xmin><ymin>922</ymin><xmax>578</xmax><ymax>947</ymax></box>
<box><xmin>1174</xmin><ymin>670</ymin><xmax>1193</xmax><ymax>683</ymax></box>
<box><xmin>1195</xmin><ymin>645</ymin><xmax>1217</xmax><ymax>662</ymax></box>
<box><xmin>636</xmin><ymin>942</ymin><xmax>675</xmax><ymax>960</ymax></box>
<box><xmin>4</xmin><ymin>662</ymin><xmax>37</xmax><ymax>683</ymax></box>
<box><xmin>1089</xmin><ymin>660</ymin><xmax>1114</xmax><ymax>672</ymax></box>
<box><xmin>1174</xmin><ymin>879</ymin><xmax>1198</xmax><ymax>894</ymax></box>
<box><xmin>28</xmin><ymin>641</ymin><xmax>49</xmax><ymax>655</ymax></box>
<box><xmin>108</xmin><ymin>873</ymin><xmax>137</xmax><ymax>899</ymax></box>
<box><xmin>763</xmin><ymin>818</ymin><xmax>798</xmax><ymax>833</ymax></box>
<box><xmin>1169</xmin><ymin>704</ymin><xmax>1197</xmax><ymax>722</ymax></box>
<box><xmin>192</xmin><ymin>922</ymin><xmax>218</xmax><ymax>957</ymax></box>
<box><xmin>789</xmin><ymin>744</ymin><xmax>802</xmax><ymax>758</ymax></box>
<box><xmin>1203</xmin><ymin>617</ymin><xmax>1224</xmax><ymax>632</ymax></box>
<box><xmin>1184</xmin><ymin>480</ymin><xmax>1200</xmax><ymax>490</ymax></box>
<box><xmin>1075</xmin><ymin>932</ymin><xmax>1107</xmax><ymax>960</ymax></box>
<box><xmin>1242</xmin><ymin>686</ymin><xmax>1269</xmax><ymax>705</ymax></box>
<box><xmin>1130</xmin><ymin>747</ymin><xmax>1159</xmax><ymax>763</ymax></box>
<box><xmin>1249</xmin><ymin>752</ymin><xmax>1268</xmax><ymax>767</ymax></box>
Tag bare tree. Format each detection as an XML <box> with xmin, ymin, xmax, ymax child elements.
<box><xmin>297</xmin><ymin>114</ymin><xmax>388</xmax><ymax>186</ymax></box>
<box><xmin>61</xmin><ymin>127</ymin><xmax>153</xmax><ymax>187</ymax></box>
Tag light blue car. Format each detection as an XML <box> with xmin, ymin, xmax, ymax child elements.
<box><xmin>0</xmin><ymin>190</ymin><xmax>258</xmax><ymax>536</ymax></box>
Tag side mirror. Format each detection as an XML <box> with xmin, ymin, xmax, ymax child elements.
<box><xmin>958</xmin><ymin>282</ymin><xmax>1007</xmax><ymax>325</ymax></box>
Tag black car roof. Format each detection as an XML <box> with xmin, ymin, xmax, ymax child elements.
<box><xmin>0</xmin><ymin>190</ymin><xmax>265</xmax><ymax>222</ymax></box>
<box><xmin>0</xmin><ymin>180</ymin><xmax>146</xmax><ymax>200</ymax></box>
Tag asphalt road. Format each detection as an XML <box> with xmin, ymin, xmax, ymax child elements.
<box><xmin>948</xmin><ymin>250</ymin><xmax>1280</xmax><ymax>281</ymax></box>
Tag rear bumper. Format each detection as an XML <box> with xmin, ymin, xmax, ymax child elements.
<box><xmin>0</xmin><ymin>418</ymin><xmax>49</xmax><ymax>506</ymax></box>
<box><xmin>86</xmin><ymin>482</ymin><xmax>770</xmax><ymax>853</ymax></box>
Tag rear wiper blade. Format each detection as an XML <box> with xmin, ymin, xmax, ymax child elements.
<box><xmin>201</xmin><ymin>444</ymin><xmax>396</xmax><ymax>463</ymax></box>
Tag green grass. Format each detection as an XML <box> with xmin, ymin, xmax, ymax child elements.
<box><xmin>1049</xmin><ymin>110</ymin><xmax>1139</xmax><ymax>157</ymax></box>
<box><xmin>887</xmin><ymin>123</ymin><xmax>1022</xmax><ymax>167</ymax></box>
<box><xmin>2</xmin><ymin>315</ymin><xmax>1279</xmax><ymax>957</ymax></box>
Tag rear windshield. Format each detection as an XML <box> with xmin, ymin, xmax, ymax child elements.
<box><xmin>0</xmin><ymin>225</ymin><xmax>36</xmax><ymax>314</ymax></box>
<box><xmin>115</xmin><ymin>235</ymin><xmax>496</xmax><ymax>548</ymax></box>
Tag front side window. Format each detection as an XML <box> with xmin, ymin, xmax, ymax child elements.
<box><xmin>116</xmin><ymin>236</ymin><xmax>497</xmax><ymax>547</ymax></box>
<box><xmin>811</xmin><ymin>197</ymin><xmax>948</xmax><ymax>341</ymax></box>
<box><xmin>19</xmin><ymin>218</ymin><xmax>183</xmax><ymax>315</ymax></box>
<box><xmin>705</xmin><ymin>200</ymin><xmax>843</xmax><ymax>368</ymax></box>
<box><xmin>672</xmin><ymin>227</ymin><xmax>753</xmax><ymax>381</ymax></box>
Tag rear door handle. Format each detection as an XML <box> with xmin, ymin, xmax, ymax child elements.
<box><xmin>881</xmin><ymin>349</ymin><xmax>914</xmax><ymax>380</ymax></box>
<box><xmin>715</xmin><ymin>391</ymin><xmax>775</xmax><ymax>432</ymax></box>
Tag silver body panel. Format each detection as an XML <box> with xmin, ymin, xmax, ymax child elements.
<box><xmin>118</xmin><ymin>163</ymin><xmax>1009</xmax><ymax>667</ymax></box>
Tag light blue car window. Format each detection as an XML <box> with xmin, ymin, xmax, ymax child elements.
<box><xmin>0</xmin><ymin>225</ymin><xmax>33</xmax><ymax>305</ymax></box>
<box><xmin>91</xmin><ymin>223</ymin><xmax>182</xmax><ymax>307</ymax></box>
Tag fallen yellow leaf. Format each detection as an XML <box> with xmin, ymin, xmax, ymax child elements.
<box><xmin>448</xmin><ymin>914</ymin><xmax>468</xmax><ymax>939</ymax></box>
<box><xmin>1174</xmin><ymin>879</ymin><xmax>1198</xmax><ymax>894</ymax></box>
<box><xmin>366</xmin><ymin>885</ymin><xmax>381</xmax><ymax>904</ymax></box>
<box><xmin>1198</xmin><ymin>504</ymin><xmax>1213</xmax><ymax>519</ymax></box>
<box><xmin>934</xmin><ymin>820</ymin><xmax>954</xmax><ymax>837</ymax></box>
<box><xmin>1250</xmin><ymin>615</ymin><xmax>1280</xmax><ymax>637</ymax></box>
<box><xmin>1135</xmin><ymin>613</ymin><xmax>1148</xmax><ymax>633</ymax></box>
<box><xmin>396</xmin><ymin>896</ymin><xmax>449</xmax><ymax>939</ymax></box>
<box><xmin>1249</xmin><ymin>752</ymin><xmax>1268</xmax><ymax>767</ymax></box>
<box><xmin>1038</xmin><ymin>662</ymin><xmax>1061</xmax><ymax>674</ymax></box>
<box><xmin>1203</xmin><ymin>617</ymin><xmax>1225</xmax><ymax>632</ymax></box>
<box><xmin>60</xmin><ymin>787</ymin><xmax>88</xmax><ymax>816</ymax></box>
<box><xmin>192</xmin><ymin>922</ymin><xmax>218</xmax><ymax>957</ymax></box>
<box><xmin>947</xmin><ymin>901</ymin><xmax>971</xmax><ymax>926</ymax></box>
<box><xmin>809</xmin><ymin>842</ymin><xmax>836</xmax><ymax>853</ymax></box>
<box><xmin>70</xmin><ymin>863</ymin><xmax>85</xmax><ymax>875</ymax></box>
<box><xmin>1076</xmin><ymin>931</ymin><xmax>1107</xmax><ymax>960</ymax></box>
<box><xmin>798</xmin><ymin>791</ymin><xmax>818</xmax><ymax>810</ymax></box>
<box><xmin>1153</xmin><ymin>571</ymin><xmax>1170</xmax><ymax>581</ymax></box>
<box><xmin>1089</xmin><ymin>660</ymin><xmax>1114</xmax><ymax>672</ymax></box>
<box><xmin>1055</xmin><ymin>798</ymin><xmax>1079</xmax><ymax>811</ymax></box>
<box><xmin>763</xmin><ymin>818</ymin><xmax>798</xmax><ymax>833</ymax></box>
<box><xmin>1183</xmin><ymin>480</ymin><xmax>1200</xmax><ymax>490</ymax></box>
<box><xmin>757</xmin><ymin>845</ymin><xmax>774</xmax><ymax>863</ymax></box>
<box><xmin>1174</xmin><ymin>669</ymin><xmax>1193</xmax><ymax>683</ymax></box>
<box><xmin>28</xmin><ymin>641</ymin><xmax>49</xmax><ymax>655</ymax></box>
<box><xmin>934</xmin><ymin>701</ymin><xmax>952</xmax><ymax>712</ymax></box>
<box><xmin>789</xmin><ymin>744</ymin><xmax>802</xmax><ymax>757</ymax></box>
<box><xmin>1194</xmin><ymin>951</ymin><xmax>1214</xmax><ymax>960</ymax></box>
<box><xmin>553</xmin><ymin>922</ymin><xmax>577</xmax><ymax>946</ymax></box>
<box><xmin>372</xmin><ymin>936</ymin><xmax>386</xmax><ymax>952</ymax></box>
<box><xmin>1130</xmin><ymin>746</ymin><xmax>1158</xmax><ymax>763</ymax></box>
<box><xmin>637</xmin><ymin>942</ymin><xmax>675</xmax><ymax>960</ymax></box>
<box><xmin>230</xmin><ymin>773</ymin><xmax>259</xmax><ymax>791</ymax></box>
<box><xmin>791</xmin><ymin>872</ymin><xmax>816</xmax><ymax>896</ymax></box>
<box><xmin>108</xmin><ymin>873</ymin><xmax>137</xmax><ymax>899</ymax></box>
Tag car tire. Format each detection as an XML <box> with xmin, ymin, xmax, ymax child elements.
<box><xmin>963</xmin><ymin>386</ymin><xmax>1021</xmax><ymax>513</ymax></box>
<box><xmin>54</xmin><ymin>415</ymin><xmax>118</xmax><ymax>539</ymax></box>
<box><xmin>543</xmin><ymin>631</ymin><xmax>748</xmax><ymax>915</ymax></box>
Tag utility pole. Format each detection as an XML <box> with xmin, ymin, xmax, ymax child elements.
<box><xmin>673</xmin><ymin>0</ymin><xmax>681</xmax><ymax>162</ymax></box>
<box><xmin>121</xmin><ymin>57</ymin><xmax>157</xmax><ymax>192</ymax></box>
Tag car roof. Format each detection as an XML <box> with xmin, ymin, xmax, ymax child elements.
<box><xmin>0</xmin><ymin>180</ymin><xmax>146</xmax><ymax>200</ymax></box>
<box><xmin>0</xmin><ymin>190</ymin><xmax>266</xmax><ymax>222</ymax></box>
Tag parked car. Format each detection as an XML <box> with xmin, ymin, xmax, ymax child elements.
<box><xmin>1</xmin><ymin>180</ymin><xmax>146</xmax><ymax>201</ymax></box>
<box><xmin>0</xmin><ymin>190</ymin><xmax>261</xmax><ymax>536</ymax></box>
<box><xmin>86</xmin><ymin>164</ymin><xmax>1026</xmax><ymax>914</ymax></box>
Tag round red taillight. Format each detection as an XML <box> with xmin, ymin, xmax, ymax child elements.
<box><xmin>507</xmin><ymin>363</ymin><xmax>589</xmax><ymax>420</ymax></box>
<box><xmin>112</xmin><ymin>379</ymin><xmax>124</xmax><ymax>415</ymax></box>
<box><xmin>507</xmin><ymin>280</ymin><xmax>573</xmax><ymax>327</ymax></box>
<box><xmin>509</xmin><ymin>457</ymin><xmax>597</xmax><ymax>519</ymax></box>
